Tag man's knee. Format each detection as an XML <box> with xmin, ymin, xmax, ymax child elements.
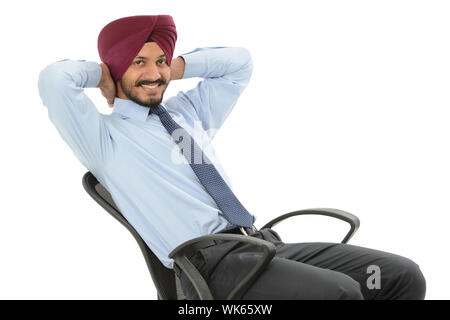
<box><xmin>397</xmin><ymin>258</ymin><xmax>426</xmax><ymax>300</ymax></box>
<box><xmin>338</xmin><ymin>278</ymin><xmax>365</xmax><ymax>300</ymax></box>
<box><xmin>326</xmin><ymin>272</ymin><xmax>364</xmax><ymax>300</ymax></box>
<box><xmin>381</xmin><ymin>256</ymin><xmax>426</xmax><ymax>300</ymax></box>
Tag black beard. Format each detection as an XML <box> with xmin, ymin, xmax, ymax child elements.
<box><xmin>119</xmin><ymin>78</ymin><xmax>167</xmax><ymax>108</ymax></box>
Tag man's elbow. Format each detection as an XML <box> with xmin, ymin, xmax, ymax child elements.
<box><xmin>237</xmin><ymin>47</ymin><xmax>253</xmax><ymax>72</ymax></box>
<box><xmin>38</xmin><ymin>62</ymin><xmax>70</xmax><ymax>101</ymax></box>
<box><xmin>228</xmin><ymin>48</ymin><xmax>254</xmax><ymax>87</ymax></box>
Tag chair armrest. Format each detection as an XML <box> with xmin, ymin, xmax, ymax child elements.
<box><xmin>261</xmin><ymin>208</ymin><xmax>360</xmax><ymax>244</ymax></box>
<box><xmin>169</xmin><ymin>234</ymin><xmax>276</xmax><ymax>300</ymax></box>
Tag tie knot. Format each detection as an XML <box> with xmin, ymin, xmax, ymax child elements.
<box><xmin>150</xmin><ymin>104</ymin><xmax>166</xmax><ymax>116</ymax></box>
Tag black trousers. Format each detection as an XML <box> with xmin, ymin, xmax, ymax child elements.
<box><xmin>179</xmin><ymin>228</ymin><xmax>426</xmax><ymax>300</ymax></box>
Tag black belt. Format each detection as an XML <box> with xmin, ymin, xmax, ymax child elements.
<box><xmin>176</xmin><ymin>226</ymin><xmax>258</xmax><ymax>267</ymax></box>
<box><xmin>218</xmin><ymin>226</ymin><xmax>255</xmax><ymax>235</ymax></box>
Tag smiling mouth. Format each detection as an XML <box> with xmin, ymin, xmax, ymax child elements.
<box><xmin>141</xmin><ymin>83</ymin><xmax>160</xmax><ymax>89</ymax></box>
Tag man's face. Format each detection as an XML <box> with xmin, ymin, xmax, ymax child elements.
<box><xmin>117</xmin><ymin>42</ymin><xmax>171</xmax><ymax>109</ymax></box>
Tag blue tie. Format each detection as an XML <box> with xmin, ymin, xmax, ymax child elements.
<box><xmin>150</xmin><ymin>104</ymin><xmax>255</xmax><ymax>227</ymax></box>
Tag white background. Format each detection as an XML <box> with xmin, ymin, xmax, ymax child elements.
<box><xmin>0</xmin><ymin>0</ymin><xmax>448</xmax><ymax>299</ymax></box>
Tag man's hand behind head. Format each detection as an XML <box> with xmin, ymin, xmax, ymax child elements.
<box><xmin>97</xmin><ymin>63</ymin><xmax>116</xmax><ymax>108</ymax></box>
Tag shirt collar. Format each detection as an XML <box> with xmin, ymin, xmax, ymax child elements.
<box><xmin>112</xmin><ymin>98</ymin><xmax>165</xmax><ymax>122</ymax></box>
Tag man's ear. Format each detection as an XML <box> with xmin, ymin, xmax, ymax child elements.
<box><xmin>115</xmin><ymin>79</ymin><xmax>123</xmax><ymax>99</ymax></box>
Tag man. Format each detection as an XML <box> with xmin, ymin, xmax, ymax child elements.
<box><xmin>38</xmin><ymin>15</ymin><xmax>426</xmax><ymax>299</ymax></box>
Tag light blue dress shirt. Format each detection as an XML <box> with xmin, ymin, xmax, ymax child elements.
<box><xmin>38</xmin><ymin>47</ymin><xmax>254</xmax><ymax>268</ymax></box>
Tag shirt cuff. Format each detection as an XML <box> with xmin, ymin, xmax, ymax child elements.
<box><xmin>179</xmin><ymin>48</ymin><xmax>206</xmax><ymax>79</ymax></box>
<box><xmin>55</xmin><ymin>59</ymin><xmax>102</xmax><ymax>88</ymax></box>
<box><xmin>84</xmin><ymin>61</ymin><xmax>102</xmax><ymax>88</ymax></box>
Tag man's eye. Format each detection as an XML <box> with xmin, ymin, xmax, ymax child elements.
<box><xmin>134</xmin><ymin>59</ymin><xmax>166</xmax><ymax>65</ymax></box>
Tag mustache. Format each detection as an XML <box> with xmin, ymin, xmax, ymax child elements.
<box><xmin>137</xmin><ymin>79</ymin><xmax>165</xmax><ymax>86</ymax></box>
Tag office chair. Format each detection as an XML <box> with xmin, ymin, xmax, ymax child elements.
<box><xmin>82</xmin><ymin>171</ymin><xmax>360</xmax><ymax>300</ymax></box>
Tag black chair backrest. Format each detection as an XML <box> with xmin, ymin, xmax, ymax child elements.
<box><xmin>82</xmin><ymin>171</ymin><xmax>178</xmax><ymax>300</ymax></box>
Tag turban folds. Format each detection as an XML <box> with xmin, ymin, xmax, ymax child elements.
<box><xmin>97</xmin><ymin>15</ymin><xmax>177</xmax><ymax>82</ymax></box>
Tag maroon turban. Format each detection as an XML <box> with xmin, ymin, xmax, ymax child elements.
<box><xmin>97</xmin><ymin>15</ymin><xmax>177</xmax><ymax>82</ymax></box>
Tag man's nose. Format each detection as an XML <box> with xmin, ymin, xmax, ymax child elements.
<box><xmin>141</xmin><ymin>63</ymin><xmax>161</xmax><ymax>82</ymax></box>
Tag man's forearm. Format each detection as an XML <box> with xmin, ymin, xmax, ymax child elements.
<box><xmin>177</xmin><ymin>47</ymin><xmax>252</xmax><ymax>81</ymax></box>
<box><xmin>170</xmin><ymin>56</ymin><xmax>185</xmax><ymax>80</ymax></box>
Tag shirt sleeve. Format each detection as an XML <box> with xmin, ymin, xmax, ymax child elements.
<box><xmin>175</xmin><ymin>47</ymin><xmax>254</xmax><ymax>140</ymax></box>
<box><xmin>37</xmin><ymin>59</ymin><xmax>114</xmax><ymax>174</ymax></box>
